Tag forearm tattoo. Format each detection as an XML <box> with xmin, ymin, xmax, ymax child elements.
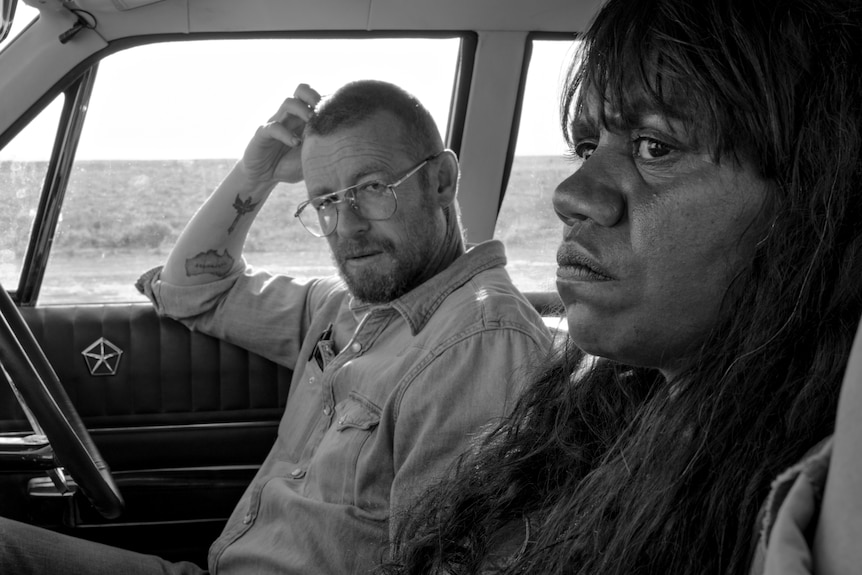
<box><xmin>185</xmin><ymin>249</ymin><xmax>235</xmax><ymax>277</ymax></box>
<box><xmin>228</xmin><ymin>194</ymin><xmax>261</xmax><ymax>234</ymax></box>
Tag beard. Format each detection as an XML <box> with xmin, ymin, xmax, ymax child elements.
<box><xmin>329</xmin><ymin>195</ymin><xmax>446</xmax><ymax>304</ymax></box>
<box><xmin>331</xmin><ymin>236</ymin><xmax>426</xmax><ymax>304</ymax></box>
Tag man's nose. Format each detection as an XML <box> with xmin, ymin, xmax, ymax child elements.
<box><xmin>334</xmin><ymin>201</ymin><xmax>370</xmax><ymax>238</ymax></box>
<box><xmin>552</xmin><ymin>153</ymin><xmax>626</xmax><ymax>228</ymax></box>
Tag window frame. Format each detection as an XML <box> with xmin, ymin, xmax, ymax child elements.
<box><xmin>498</xmin><ymin>31</ymin><xmax>579</xmax><ymax>218</ymax></box>
<box><xmin>4</xmin><ymin>31</ymin><xmax>476</xmax><ymax>306</ymax></box>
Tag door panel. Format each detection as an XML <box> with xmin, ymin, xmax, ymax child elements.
<box><xmin>0</xmin><ymin>303</ymin><xmax>292</xmax><ymax>564</ymax></box>
<box><xmin>2</xmin><ymin>304</ymin><xmax>291</xmax><ymax>430</ymax></box>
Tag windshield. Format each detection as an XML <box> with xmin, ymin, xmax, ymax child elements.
<box><xmin>0</xmin><ymin>2</ymin><xmax>38</xmax><ymax>53</ymax></box>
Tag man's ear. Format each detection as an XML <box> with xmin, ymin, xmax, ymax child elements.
<box><xmin>432</xmin><ymin>149</ymin><xmax>460</xmax><ymax>208</ymax></box>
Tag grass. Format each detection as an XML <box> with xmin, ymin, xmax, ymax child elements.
<box><xmin>0</xmin><ymin>156</ymin><xmax>574</xmax><ymax>303</ymax></box>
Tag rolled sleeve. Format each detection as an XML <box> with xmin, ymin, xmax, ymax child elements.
<box><xmin>135</xmin><ymin>263</ymin><xmax>332</xmax><ymax>369</ymax></box>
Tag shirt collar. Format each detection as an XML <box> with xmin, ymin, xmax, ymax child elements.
<box><xmin>348</xmin><ymin>240</ymin><xmax>507</xmax><ymax>335</ymax></box>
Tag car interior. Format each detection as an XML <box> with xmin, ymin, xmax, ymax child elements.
<box><xmin>0</xmin><ymin>0</ymin><xmax>858</xmax><ymax>569</ymax></box>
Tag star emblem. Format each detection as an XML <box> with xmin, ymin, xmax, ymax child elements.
<box><xmin>81</xmin><ymin>337</ymin><xmax>123</xmax><ymax>376</ymax></box>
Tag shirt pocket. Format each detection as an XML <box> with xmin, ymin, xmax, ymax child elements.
<box><xmin>304</xmin><ymin>392</ymin><xmax>383</xmax><ymax>512</ymax></box>
<box><xmin>335</xmin><ymin>394</ymin><xmax>380</xmax><ymax>433</ymax></box>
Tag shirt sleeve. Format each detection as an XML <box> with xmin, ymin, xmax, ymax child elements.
<box><xmin>755</xmin><ymin>438</ymin><xmax>832</xmax><ymax>575</ymax></box>
<box><xmin>386</xmin><ymin>326</ymin><xmax>546</xmax><ymax>539</ymax></box>
<box><xmin>136</xmin><ymin>262</ymin><xmax>327</xmax><ymax>369</ymax></box>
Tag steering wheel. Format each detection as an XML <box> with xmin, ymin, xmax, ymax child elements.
<box><xmin>0</xmin><ymin>284</ymin><xmax>123</xmax><ymax>519</ymax></box>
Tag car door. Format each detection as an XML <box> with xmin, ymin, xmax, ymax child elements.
<box><xmin>0</xmin><ymin>32</ymin><xmax>465</xmax><ymax>564</ymax></box>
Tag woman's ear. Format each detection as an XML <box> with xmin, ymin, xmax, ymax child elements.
<box><xmin>433</xmin><ymin>149</ymin><xmax>460</xmax><ymax>208</ymax></box>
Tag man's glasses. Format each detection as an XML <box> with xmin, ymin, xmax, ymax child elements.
<box><xmin>294</xmin><ymin>152</ymin><xmax>442</xmax><ymax>237</ymax></box>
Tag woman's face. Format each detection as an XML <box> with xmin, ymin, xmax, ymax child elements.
<box><xmin>554</xmin><ymin>90</ymin><xmax>771</xmax><ymax>378</ymax></box>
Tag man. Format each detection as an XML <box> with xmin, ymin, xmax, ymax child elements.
<box><xmin>148</xmin><ymin>79</ymin><xmax>550</xmax><ymax>573</ymax></box>
<box><xmin>0</xmin><ymin>80</ymin><xmax>550</xmax><ymax>574</ymax></box>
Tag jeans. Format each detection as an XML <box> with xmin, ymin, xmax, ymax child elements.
<box><xmin>0</xmin><ymin>517</ymin><xmax>207</xmax><ymax>575</ymax></box>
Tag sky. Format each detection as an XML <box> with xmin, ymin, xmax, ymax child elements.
<box><xmin>2</xmin><ymin>4</ymin><xmax>575</xmax><ymax>161</ymax></box>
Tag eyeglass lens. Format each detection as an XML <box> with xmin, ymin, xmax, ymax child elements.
<box><xmin>296</xmin><ymin>154</ymin><xmax>436</xmax><ymax>237</ymax></box>
<box><xmin>299</xmin><ymin>183</ymin><xmax>397</xmax><ymax>237</ymax></box>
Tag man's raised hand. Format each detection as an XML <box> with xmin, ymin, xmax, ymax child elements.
<box><xmin>241</xmin><ymin>83</ymin><xmax>322</xmax><ymax>184</ymax></box>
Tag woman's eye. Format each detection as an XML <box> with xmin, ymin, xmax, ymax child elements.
<box><xmin>573</xmin><ymin>141</ymin><xmax>596</xmax><ymax>160</ymax></box>
<box><xmin>633</xmin><ymin>137</ymin><xmax>672</xmax><ymax>160</ymax></box>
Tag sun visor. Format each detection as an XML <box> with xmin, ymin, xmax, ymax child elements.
<box><xmin>72</xmin><ymin>0</ymin><xmax>165</xmax><ymax>11</ymax></box>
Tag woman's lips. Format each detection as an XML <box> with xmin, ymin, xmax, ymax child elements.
<box><xmin>557</xmin><ymin>264</ymin><xmax>612</xmax><ymax>281</ymax></box>
<box><xmin>556</xmin><ymin>243</ymin><xmax>614</xmax><ymax>281</ymax></box>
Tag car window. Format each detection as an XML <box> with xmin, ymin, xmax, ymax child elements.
<box><xmin>36</xmin><ymin>37</ymin><xmax>461</xmax><ymax>304</ymax></box>
<box><xmin>0</xmin><ymin>95</ymin><xmax>64</xmax><ymax>292</ymax></box>
<box><xmin>495</xmin><ymin>39</ymin><xmax>580</xmax><ymax>293</ymax></box>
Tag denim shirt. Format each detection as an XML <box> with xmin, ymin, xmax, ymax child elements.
<box><xmin>138</xmin><ymin>240</ymin><xmax>551</xmax><ymax>575</ymax></box>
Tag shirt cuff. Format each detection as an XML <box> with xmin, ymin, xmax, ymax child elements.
<box><xmin>134</xmin><ymin>260</ymin><xmax>246</xmax><ymax>319</ymax></box>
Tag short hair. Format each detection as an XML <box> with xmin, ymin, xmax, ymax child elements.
<box><xmin>306</xmin><ymin>79</ymin><xmax>463</xmax><ymax>243</ymax></box>
<box><xmin>305</xmin><ymin>80</ymin><xmax>443</xmax><ymax>166</ymax></box>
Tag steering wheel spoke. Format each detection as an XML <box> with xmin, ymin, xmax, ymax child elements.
<box><xmin>0</xmin><ymin>284</ymin><xmax>123</xmax><ymax>519</ymax></box>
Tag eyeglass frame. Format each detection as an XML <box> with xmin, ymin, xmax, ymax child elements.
<box><xmin>294</xmin><ymin>151</ymin><xmax>443</xmax><ymax>237</ymax></box>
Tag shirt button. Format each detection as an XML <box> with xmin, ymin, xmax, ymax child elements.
<box><xmin>290</xmin><ymin>468</ymin><xmax>305</xmax><ymax>478</ymax></box>
<box><xmin>242</xmin><ymin>513</ymin><xmax>252</xmax><ymax>524</ymax></box>
<box><xmin>323</xmin><ymin>406</ymin><xmax>331</xmax><ymax>416</ymax></box>
<box><xmin>350</xmin><ymin>342</ymin><xmax>362</xmax><ymax>353</ymax></box>
<box><xmin>308</xmin><ymin>376</ymin><xmax>315</xmax><ymax>384</ymax></box>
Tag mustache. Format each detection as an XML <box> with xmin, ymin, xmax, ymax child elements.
<box><xmin>556</xmin><ymin>242</ymin><xmax>614</xmax><ymax>279</ymax></box>
<box><xmin>332</xmin><ymin>238</ymin><xmax>394</xmax><ymax>260</ymax></box>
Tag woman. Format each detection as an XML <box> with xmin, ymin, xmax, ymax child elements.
<box><xmin>379</xmin><ymin>0</ymin><xmax>862</xmax><ymax>573</ymax></box>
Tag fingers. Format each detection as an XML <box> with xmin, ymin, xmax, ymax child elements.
<box><xmin>242</xmin><ymin>83</ymin><xmax>321</xmax><ymax>183</ymax></box>
<box><xmin>294</xmin><ymin>83</ymin><xmax>322</xmax><ymax>108</ymax></box>
<box><xmin>258</xmin><ymin>122</ymin><xmax>301</xmax><ymax>148</ymax></box>
<box><xmin>267</xmin><ymin>83</ymin><xmax>323</xmax><ymax>124</ymax></box>
<box><xmin>266</xmin><ymin>97</ymin><xmax>313</xmax><ymax>125</ymax></box>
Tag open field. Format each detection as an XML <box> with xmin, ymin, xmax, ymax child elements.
<box><xmin>36</xmin><ymin>247</ymin><xmax>559</xmax><ymax>305</ymax></box>
<box><xmin>1</xmin><ymin>155</ymin><xmax>571</xmax><ymax>304</ymax></box>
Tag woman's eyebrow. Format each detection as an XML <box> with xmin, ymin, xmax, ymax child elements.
<box><xmin>572</xmin><ymin>95</ymin><xmax>662</xmax><ymax>133</ymax></box>
<box><xmin>570</xmin><ymin>114</ymin><xmax>599</xmax><ymax>138</ymax></box>
<box><xmin>619</xmin><ymin>90</ymin><xmax>694</xmax><ymax>130</ymax></box>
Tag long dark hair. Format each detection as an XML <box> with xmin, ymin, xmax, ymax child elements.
<box><xmin>380</xmin><ymin>0</ymin><xmax>862</xmax><ymax>573</ymax></box>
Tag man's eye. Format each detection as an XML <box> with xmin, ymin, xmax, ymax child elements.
<box><xmin>633</xmin><ymin>137</ymin><xmax>672</xmax><ymax>160</ymax></box>
<box><xmin>313</xmin><ymin>197</ymin><xmax>336</xmax><ymax>211</ymax></box>
<box><xmin>357</xmin><ymin>181</ymin><xmax>389</xmax><ymax>195</ymax></box>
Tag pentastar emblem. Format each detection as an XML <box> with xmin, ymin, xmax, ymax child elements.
<box><xmin>81</xmin><ymin>337</ymin><xmax>123</xmax><ymax>376</ymax></box>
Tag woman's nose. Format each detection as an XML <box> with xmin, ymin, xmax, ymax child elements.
<box><xmin>552</xmin><ymin>156</ymin><xmax>626</xmax><ymax>228</ymax></box>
